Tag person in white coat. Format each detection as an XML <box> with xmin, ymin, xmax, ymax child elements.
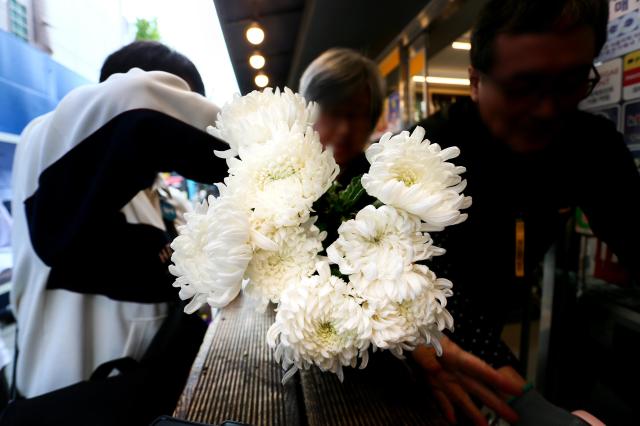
<box><xmin>7</xmin><ymin>41</ymin><xmax>229</xmax><ymax>424</ymax></box>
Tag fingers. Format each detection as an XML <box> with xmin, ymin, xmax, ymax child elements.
<box><xmin>432</xmin><ymin>388</ymin><xmax>457</xmax><ymax>424</ymax></box>
<box><xmin>497</xmin><ymin>366</ymin><xmax>527</xmax><ymax>389</ymax></box>
<box><xmin>443</xmin><ymin>380</ymin><xmax>489</xmax><ymax>426</ymax></box>
<box><xmin>418</xmin><ymin>339</ymin><xmax>519</xmax><ymax>425</ymax></box>
<box><xmin>411</xmin><ymin>344</ymin><xmax>441</xmax><ymax>372</ymax></box>
<box><xmin>457</xmin><ymin>373</ymin><xmax>519</xmax><ymax>424</ymax></box>
<box><xmin>447</xmin><ymin>348</ymin><xmax>523</xmax><ymax>396</ymax></box>
<box><xmin>439</xmin><ymin>336</ymin><xmax>522</xmax><ymax>397</ymax></box>
<box><xmin>423</xmin><ymin>358</ymin><xmax>488</xmax><ymax>426</ymax></box>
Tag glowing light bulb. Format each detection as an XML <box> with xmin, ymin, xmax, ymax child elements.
<box><xmin>249</xmin><ymin>53</ymin><xmax>265</xmax><ymax>69</ymax></box>
<box><xmin>246</xmin><ymin>23</ymin><xmax>265</xmax><ymax>45</ymax></box>
<box><xmin>452</xmin><ymin>41</ymin><xmax>471</xmax><ymax>50</ymax></box>
<box><xmin>255</xmin><ymin>73</ymin><xmax>269</xmax><ymax>88</ymax></box>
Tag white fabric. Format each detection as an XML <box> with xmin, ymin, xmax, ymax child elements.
<box><xmin>121</xmin><ymin>188</ymin><xmax>167</xmax><ymax>232</ymax></box>
<box><xmin>0</xmin><ymin>332</ymin><xmax>11</xmax><ymax>372</ymax></box>
<box><xmin>11</xmin><ymin>69</ymin><xmax>220</xmax><ymax>397</ymax></box>
<box><xmin>122</xmin><ymin>175</ymin><xmax>193</xmax><ymax>231</ymax></box>
<box><xmin>0</xmin><ymin>203</ymin><xmax>11</xmax><ymax>248</ymax></box>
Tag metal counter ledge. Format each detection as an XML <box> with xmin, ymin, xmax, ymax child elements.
<box><xmin>173</xmin><ymin>293</ymin><xmax>447</xmax><ymax>426</ymax></box>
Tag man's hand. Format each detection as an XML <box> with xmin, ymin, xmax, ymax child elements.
<box><xmin>412</xmin><ymin>336</ymin><xmax>524</xmax><ymax>425</ymax></box>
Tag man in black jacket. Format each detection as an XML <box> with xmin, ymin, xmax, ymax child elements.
<box><xmin>410</xmin><ymin>1</ymin><xmax>640</xmax><ymax>425</ymax></box>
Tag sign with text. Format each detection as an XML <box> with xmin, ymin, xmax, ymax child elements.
<box><xmin>610</xmin><ymin>0</ymin><xmax>640</xmax><ymax>21</ymax></box>
<box><xmin>579</xmin><ymin>58</ymin><xmax>622</xmax><ymax>109</ymax></box>
<box><xmin>623</xmin><ymin>50</ymin><xmax>640</xmax><ymax>99</ymax></box>
<box><xmin>623</xmin><ymin>100</ymin><xmax>640</xmax><ymax>150</ymax></box>
<box><xmin>598</xmin><ymin>10</ymin><xmax>640</xmax><ymax>62</ymax></box>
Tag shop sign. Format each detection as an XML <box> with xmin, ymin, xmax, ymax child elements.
<box><xmin>623</xmin><ymin>100</ymin><xmax>640</xmax><ymax>150</ymax></box>
<box><xmin>610</xmin><ymin>0</ymin><xmax>640</xmax><ymax>21</ymax></box>
<box><xmin>598</xmin><ymin>9</ymin><xmax>640</xmax><ymax>62</ymax></box>
<box><xmin>579</xmin><ymin>58</ymin><xmax>622</xmax><ymax>109</ymax></box>
<box><xmin>623</xmin><ymin>50</ymin><xmax>640</xmax><ymax>99</ymax></box>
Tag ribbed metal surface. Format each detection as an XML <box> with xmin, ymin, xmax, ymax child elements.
<box><xmin>175</xmin><ymin>294</ymin><xmax>446</xmax><ymax>426</ymax></box>
<box><xmin>174</xmin><ymin>295</ymin><xmax>299</xmax><ymax>425</ymax></box>
<box><xmin>300</xmin><ymin>352</ymin><xmax>447</xmax><ymax>426</ymax></box>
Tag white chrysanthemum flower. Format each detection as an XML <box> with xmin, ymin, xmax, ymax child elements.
<box><xmin>327</xmin><ymin>205</ymin><xmax>444</xmax><ymax>283</ymax></box>
<box><xmin>226</xmin><ymin>127</ymin><xmax>339</xmax><ymax>227</ymax></box>
<box><xmin>363</xmin><ymin>301</ymin><xmax>415</xmax><ymax>355</ymax></box>
<box><xmin>361</xmin><ymin>126</ymin><xmax>472</xmax><ymax>230</ymax></box>
<box><xmin>360</xmin><ymin>265</ymin><xmax>454</xmax><ymax>357</ymax></box>
<box><xmin>267</xmin><ymin>261</ymin><xmax>371</xmax><ymax>383</ymax></box>
<box><xmin>207</xmin><ymin>87</ymin><xmax>317</xmax><ymax>159</ymax></box>
<box><xmin>350</xmin><ymin>261</ymin><xmax>442</xmax><ymax>304</ymax></box>
<box><xmin>244</xmin><ymin>218</ymin><xmax>326</xmax><ymax>310</ymax></box>
<box><xmin>169</xmin><ymin>192</ymin><xmax>253</xmax><ymax>313</ymax></box>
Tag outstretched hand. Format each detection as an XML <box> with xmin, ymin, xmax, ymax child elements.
<box><xmin>412</xmin><ymin>336</ymin><xmax>524</xmax><ymax>425</ymax></box>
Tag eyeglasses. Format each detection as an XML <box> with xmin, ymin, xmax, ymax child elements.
<box><xmin>481</xmin><ymin>64</ymin><xmax>601</xmax><ymax>102</ymax></box>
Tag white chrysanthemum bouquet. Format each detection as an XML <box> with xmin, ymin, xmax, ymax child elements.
<box><xmin>170</xmin><ymin>88</ymin><xmax>471</xmax><ymax>382</ymax></box>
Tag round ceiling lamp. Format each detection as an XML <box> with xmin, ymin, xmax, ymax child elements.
<box><xmin>255</xmin><ymin>73</ymin><xmax>269</xmax><ymax>88</ymax></box>
<box><xmin>249</xmin><ymin>52</ymin><xmax>265</xmax><ymax>69</ymax></box>
<box><xmin>246</xmin><ymin>22</ymin><xmax>265</xmax><ymax>45</ymax></box>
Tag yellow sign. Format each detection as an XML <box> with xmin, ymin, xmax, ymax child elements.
<box><xmin>624</xmin><ymin>50</ymin><xmax>640</xmax><ymax>100</ymax></box>
<box><xmin>378</xmin><ymin>48</ymin><xmax>400</xmax><ymax>77</ymax></box>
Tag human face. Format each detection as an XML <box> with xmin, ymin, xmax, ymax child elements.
<box><xmin>314</xmin><ymin>86</ymin><xmax>372</xmax><ymax>167</ymax></box>
<box><xmin>470</xmin><ymin>26</ymin><xmax>598</xmax><ymax>153</ymax></box>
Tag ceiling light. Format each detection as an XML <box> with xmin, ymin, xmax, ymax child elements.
<box><xmin>426</xmin><ymin>76</ymin><xmax>469</xmax><ymax>85</ymax></box>
<box><xmin>412</xmin><ymin>76</ymin><xmax>470</xmax><ymax>86</ymax></box>
<box><xmin>249</xmin><ymin>52</ymin><xmax>265</xmax><ymax>69</ymax></box>
<box><xmin>246</xmin><ymin>22</ymin><xmax>265</xmax><ymax>45</ymax></box>
<box><xmin>452</xmin><ymin>41</ymin><xmax>471</xmax><ymax>50</ymax></box>
<box><xmin>255</xmin><ymin>73</ymin><xmax>269</xmax><ymax>88</ymax></box>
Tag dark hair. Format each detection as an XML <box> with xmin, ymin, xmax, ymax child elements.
<box><xmin>300</xmin><ymin>48</ymin><xmax>385</xmax><ymax>130</ymax></box>
<box><xmin>99</xmin><ymin>41</ymin><xmax>205</xmax><ymax>96</ymax></box>
<box><xmin>471</xmin><ymin>0</ymin><xmax>609</xmax><ymax>72</ymax></box>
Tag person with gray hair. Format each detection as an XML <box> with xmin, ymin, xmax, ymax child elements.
<box><xmin>300</xmin><ymin>48</ymin><xmax>384</xmax><ymax>176</ymax></box>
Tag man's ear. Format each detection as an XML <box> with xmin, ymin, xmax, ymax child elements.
<box><xmin>469</xmin><ymin>66</ymin><xmax>480</xmax><ymax>102</ymax></box>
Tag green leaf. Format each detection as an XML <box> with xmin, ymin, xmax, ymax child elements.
<box><xmin>337</xmin><ymin>175</ymin><xmax>365</xmax><ymax>211</ymax></box>
<box><xmin>312</xmin><ymin>175</ymin><xmax>374</xmax><ymax>241</ymax></box>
